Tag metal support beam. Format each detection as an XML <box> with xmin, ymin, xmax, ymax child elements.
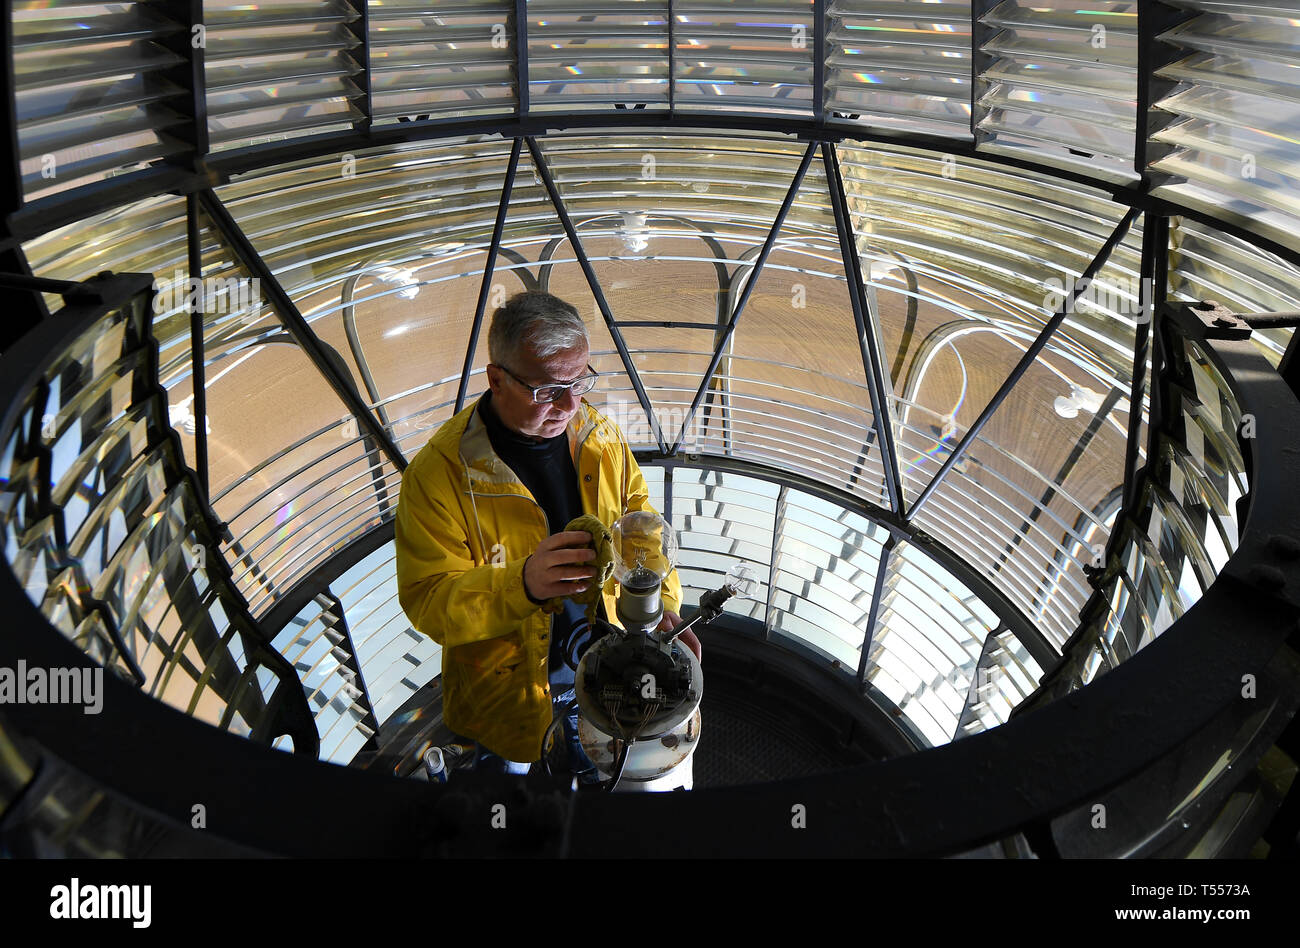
<box><xmin>856</xmin><ymin>537</ymin><xmax>894</xmax><ymax>691</ymax></box>
<box><xmin>1241</xmin><ymin>313</ymin><xmax>1300</xmax><ymax>330</ymax></box>
<box><xmin>667</xmin><ymin>0</ymin><xmax>676</xmax><ymax>114</ymax></box>
<box><xmin>669</xmin><ymin>141</ymin><xmax>818</xmax><ymax>456</ymax></box>
<box><xmin>198</xmin><ymin>190</ymin><xmax>409</xmax><ymax>473</ymax></box>
<box><xmin>457</xmin><ymin>138</ymin><xmax>521</xmax><ymax>413</ymax></box>
<box><xmin>661</xmin><ymin>463</ymin><xmax>673</xmax><ymax>526</ymax></box>
<box><xmin>157</xmin><ymin>0</ymin><xmax>209</xmax><ymax>168</ymax></box>
<box><xmin>823</xmin><ymin>142</ymin><xmax>904</xmax><ymax>514</ymax></box>
<box><xmin>7</xmin><ymin>108</ymin><xmax>1300</xmax><ymax>279</ymax></box>
<box><xmin>953</xmin><ymin>626</ymin><xmax>1006</xmax><ymax>741</ymax></box>
<box><xmin>1</xmin><ymin>0</ymin><xmax>24</xmax><ymax>221</ymax></box>
<box><xmin>970</xmin><ymin>0</ymin><xmax>999</xmax><ymax>142</ymax></box>
<box><xmin>907</xmin><ymin>206</ymin><xmax>1140</xmax><ymax>520</ymax></box>
<box><xmin>319</xmin><ymin>589</ymin><xmax>381</xmax><ymax>755</ymax></box>
<box><xmin>525</xmin><ymin>136</ymin><xmax>667</xmax><ymax>452</ymax></box>
<box><xmin>813</xmin><ymin>0</ymin><xmax>826</xmax><ymax>124</ymax></box>
<box><xmin>514</xmin><ymin>0</ymin><xmax>530</xmax><ymax>116</ymax></box>
<box><xmin>763</xmin><ymin>484</ymin><xmax>788</xmax><ymax>642</ymax></box>
<box><xmin>1136</xmin><ymin>3</ymin><xmax>1195</xmax><ymax>182</ymax></box>
<box><xmin>185</xmin><ymin>193</ymin><xmax>210</xmax><ymax>500</ymax></box>
<box><xmin>345</xmin><ymin>0</ymin><xmax>373</xmax><ymax>135</ymax></box>
<box><xmin>1124</xmin><ymin>212</ymin><xmax>1168</xmax><ymax>511</ymax></box>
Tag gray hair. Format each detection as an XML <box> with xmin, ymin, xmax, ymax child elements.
<box><xmin>488</xmin><ymin>291</ymin><xmax>588</xmax><ymax>367</ymax></box>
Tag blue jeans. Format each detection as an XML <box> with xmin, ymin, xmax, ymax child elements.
<box><xmin>468</xmin><ymin>744</ymin><xmax>532</xmax><ymax>776</ymax></box>
<box><xmin>550</xmin><ymin>679</ymin><xmax>600</xmax><ymax>785</ymax></box>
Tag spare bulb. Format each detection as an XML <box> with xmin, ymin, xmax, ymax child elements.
<box><xmin>610</xmin><ymin>511</ymin><xmax>678</xmax><ymax>590</ymax></box>
<box><xmin>723</xmin><ymin>563</ymin><xmax>758</xmax><ymax>600</ymax></box>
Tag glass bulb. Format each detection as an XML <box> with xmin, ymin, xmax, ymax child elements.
<box><xmin>610</xmin><ymin>511</ymin><xmax>678</xmax><ymax>587</ymax></box>
<box><xmin>724</xmin><ymin>563</ymin><xmax>758</xmax><ymax>601</ymax></box>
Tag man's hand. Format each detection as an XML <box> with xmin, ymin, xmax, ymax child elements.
<box><xmin>657</xmin><ymin>610</ymin><xmax>702</xmax><ymax>662</ymax></box>
<box><xmin>523</xmin><ymin>531</ymin><xmax>596</xmax><ymax>602</ymax></box>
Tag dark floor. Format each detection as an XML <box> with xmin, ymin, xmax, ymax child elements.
<box><xmin>693</xmin><ymin>673</ymin><xmax>871</xmax><ymax>786</ymax></box>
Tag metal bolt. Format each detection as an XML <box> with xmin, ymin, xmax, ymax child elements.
<box><xmin>1213</xmin><ymin>316</ymin><xmax>1234</xmax><ymax>328</ymax></box>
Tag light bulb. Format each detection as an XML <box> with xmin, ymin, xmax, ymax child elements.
<box><xmin>724</xmin><ymin>564</ymin><xmax>758</xmax><ymax>601</ymax></box>
<box><xmin>610</xmin><ymin>511</ymin><xmax>678</xmax><ymax>588</ymax></box>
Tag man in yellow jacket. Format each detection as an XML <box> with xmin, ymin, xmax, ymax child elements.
<box><xmin>395</xmin><ymin>291</ymin><xmax>695</xmax><ymax>774</ymax></box>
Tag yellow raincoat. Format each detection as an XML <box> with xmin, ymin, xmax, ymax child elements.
<box><xmin>395</xmin><ymin>397</ymin><xmax>681</xmax><ymax>763</ymax></box>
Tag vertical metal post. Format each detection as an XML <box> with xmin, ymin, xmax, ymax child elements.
<box><xmin>669</xmin><ymin>141</ymin><xmax>818</xmax><ymax>456</ymax></box>
<box><xmin>186</xmin><ymin>193</ymin><xmax>210</xmax><ymax>500</ymax></box>
<box><xmin>762</xmin><ymin>484</ymin><xmax>788</xmax><ymax>642</ymax></box>
<box><xmin>953</xmin><ymin>627</ymin><xmax>1004</xmax><ymax>741</ymax></box>
<box><xmin>1</xmin><ymin>0</ymin><xmax>24</xmax><ymax>220</ymax></box>
<box><xmin>1123</xmin><ymin>212</ymin><xmax>1168</xmax><ymax>511</ymax></box>
<box><xmin>667</xmin><ymin>0</ymin><xmax>676</xmax><ymax>114</ymax></box>
<box><xmin>857</xmin><ymin>537</ymin><xmax>894</xmax><ymax>691</ymax></box>
<box><xmin>2</xmin><ymin>0</ymin><xmax>50</xmax><ymax>351</ymax></box>
<box><xmin>456</xmin><ymin>138</ymin><xmax>522</xmax><ymax>413</ymax></box>
<box><xmin>970</xmin><ymin>0</ymin><xmax>999</xmax><ymax>142</ymax></box>
<box><xmin>158</xmin><ymin>0</ymin><xmax>209</xmax><ymax>169</ymax></box>
<box><xmin>813</xmin><ymin>0</ymin><xmax>826</xmax><ymax>124</ymax></box>
<box><xmin>907</xmin><ymin>206</ymin><xmax>1140</xmax><ymax>520</ymax></box>
<box><xmin>0</xmin><ymin>249</ymin><xmax>47</xmax><ymax>353</ymax></box>
<box><xmin>345</xmin><ymin>0</ymin><xmax>373</xmax><ymax>135</ymax></box>
<box><xmin>514</xmin><ymin>0</ymin><xmax>530</xmax><ymax>116</ymax></box>
<box><xmin>661</xmin><ymin>463</ymin><xmax>674</xmax><ymax>526</ymax></box>
<box><xmin>822</xmin><ymin>142</ymin><xmax>903</xmax><ymax>513</ymax></box>
<box><xmin>1136</xmin><ymin>3</ymin><xmax>1195</xmax><ymax>183</ymax></box>
<box><xmin>319</xmin><ymin>590</ymin><xmax>381</xmax><ymax>755</ymax></box>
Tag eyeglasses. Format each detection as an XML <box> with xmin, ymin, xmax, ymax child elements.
<box><xmin>495</xmin><ymin>363</ymin><xmax>599</xmax><ymax>404</ymax></box>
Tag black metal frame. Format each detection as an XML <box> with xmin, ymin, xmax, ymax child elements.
<box><xmin>185</xmin><ymin>193</ymin><xmax>210</xmax><ymax>500</ymax></box>
<box><xmin>456</xmin><ymin>138</ymin><xmax>521</xmax><ymax>414</ymax></box>
<box><xmin>514</xmin><ymin>0</ymin><xmax>530</xmax><ymax>118</ymax></box>
<box><xmin>344</xmin><ymin>0</ymin><xmax>372</xmax><ymax>136</ymax></box>
<box><xmin>1135</xmin><ymin>3</ymin><xmax>1195</xmax><ymax>184</ymax></box>
<box><xmin>5</xmin><ymin>292</ymin><xmax>1295</xmax><ymax>853</ymax></box>
<box><xmin>823</xmin><ymin>141</ymin><xmax>904</xmax><ymax>514</ymax></box>
<box><xmin>969</xmin><ymin>0</ymin><xmax>999</xmax><ymax>144</ymax></box>
<box><xmin>317</xmin><ymin>588</ymin><xmax>381</xmax><ymax>756</ymax></box>
<box><xmin>525</xmin><ymin>136</ymin><xmax>666</xmax><ymax>453</ymax></box>
<box><xmin>812</xmin><ymin>0</ymin><xmax>826</xmax><ymax>125</ymax></box>
<box><xmin>1123</xmin><ymin>212</ymin><xmax>1169</xmax><ymax>512</ymax></box>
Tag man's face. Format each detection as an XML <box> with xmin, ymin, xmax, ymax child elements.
<box><xmin>487</xmin><ymin>341</ymin><xmax>590</xmax><ymax>440</ymax></box>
